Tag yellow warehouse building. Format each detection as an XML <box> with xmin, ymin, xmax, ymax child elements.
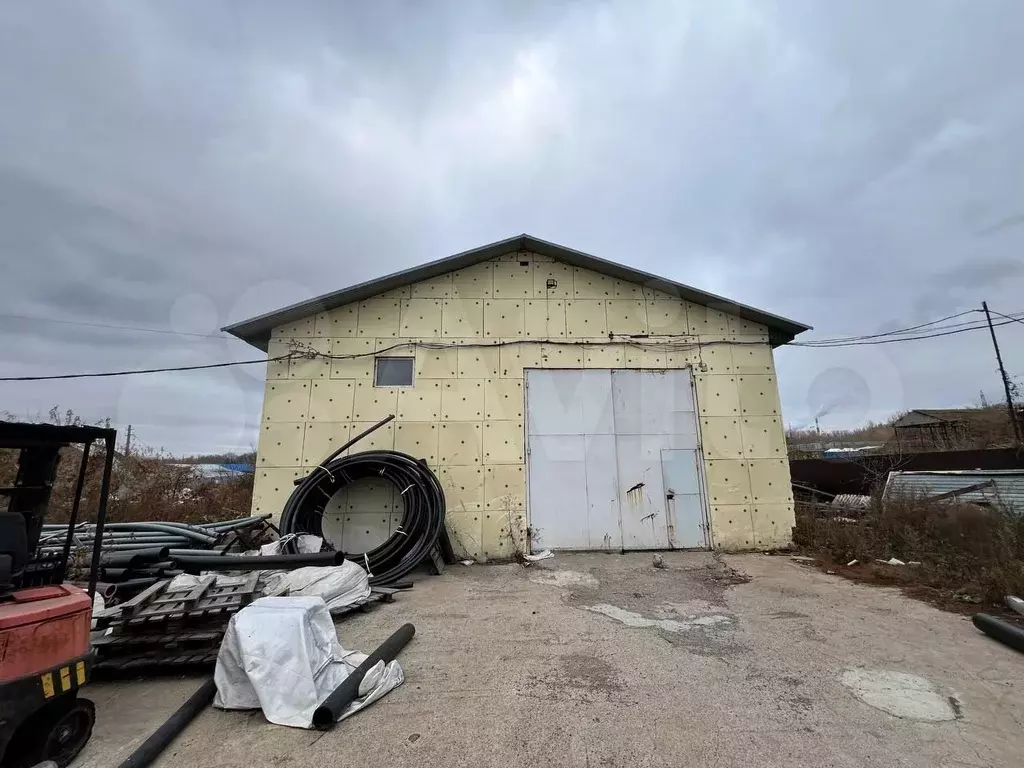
<box><xmin>224</xmin><ymin>235</ymin><xmax>810</xmax><ymax>560</ymax></box>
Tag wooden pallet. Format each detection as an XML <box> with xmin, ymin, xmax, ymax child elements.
<box><xmin>94</xmin><ymin>574</ymin><xmax>261</xmax><ymax>631</ymax></box>
<box><xmin>93</xmin><ymin>577</ymin><xmax>398</xmax><ymax>674</ymax></box>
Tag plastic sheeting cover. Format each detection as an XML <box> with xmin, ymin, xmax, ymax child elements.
<box><xmin>214</xmin><ymin>596</ymin><xmax>403</xmax><ymax>728</ymax></box>
<box><xmin>262</xmin><ymin>561</ymin><xmax>371</xmax><ymax>612</ymax></box>
<box><xmin>169</xmin><ymin>561</ymin><xmax>371</xmax><ymax>614</ymax></box>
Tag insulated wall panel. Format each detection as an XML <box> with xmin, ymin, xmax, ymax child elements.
<box><xmin>483</xmin><ymin>300</ymin><xmax>525</xmax><ymax>338</ymax></box>
<box><xmin>695</xmin><ymin>375</ymin><xmax>741</xmax><ymax>417</ymax></box>
<box><xmin>439</xmin><ymin>465</ymin><xmax>485</xmax><ymax>511</ymax></box>
<box><xmin>524</xmin><ymin>300</ymin><xmax>567</xmax><ymax>338</ymax></box>
<box><xmin>302</xmin><ymin>422</ymin><xmax>348</xmax><ymax>467</ymax></box>
<box><xmin>438</xmin><ymin>422</ymin><xmax>483</xmax><ymax>464</ymax></box>
<box><xmin>532</xmin><ymin>261</ymin><xmax>574</xmax><ymax>299</ymax></box>
<box><xmin>484</xmin><ymin>379</ymin><xmax>524</xmax><ymax>420</ymax></box>
<box><xmin>451</xmin><ymin>263</ymin><xmax>493</xmax><ymax>298</ymax></box>
<box><xmin>483</xmin><ymin>420</ymin><xmax>524</xmax><ymax>464</ymax></box>
<box><xmin>565</xmin><ymin>300</ymin><xmax>608</xmax><ymax>337</ymax></box>
<box><xmin>263</xmin><ymin>381</ymin><xmax>311</xmax><ymax>422</ymax></box>
<box><xmin>400</xmin><ymin>299</ymin><xmax>443</xmax><ymax>337</ymax></box>
<box><xmin>442</xmin><ymin>299</ymin><xmax>484</xmax><ymax>338</ymax></box>
<box><xmin>396</xmin><ymin>380</ymin><xmax>442</xmax><ymax>420</ymax></box>
<box><xmin>394</xmin><ymin>422</ymin><xmax>440</xmax><ymax>462</ymax></box>
<box><xmin>258</xmin><ymin>422</ymin><xmax>305</xmax><ymax>467</ymax></box>
<box><xmin>484</xmin><ymin>464</ymin><xmax>526</xmax><ymax>510</ymax></box>
<box><xmin>308</xmin><ymin>380</ymin><xmax>356</xmax><ymax>421</ymax></box>
<box><xmin>441</xmin><ymin>380</ymin><xmax>485</xmax><ymax>421</ymax></box>
<box><xmin>606</xmin><ymin>299</ymin><xmax>648</xmax><ymax>335</ymax></box>
<box><xmin>351</xmin><ymin>382</ymin><xmax>399</xmax><ymax>422</ymax></box>
<box><xmin>329</xmin><ymin>339</ymin><xmax>375</xmax><ymax>379</ymax></box>
<box><xmin>492</xmin><ymin>262</ymin><xmax>534</xmax><ymax>298</ymax></box>
<box><xmin>316</xmin><ymin>306</ymin><xmax>358</xmax><ymax>337</ymax></box>
<box><xmin>357</xmin><ymin>300</ymin><xmax>401</xmax><ymax>338</ymax></box>
<box><xmin>457</xmin><ymin>345</ymin><xmax>499</xmax><ymax>379</ymax></box>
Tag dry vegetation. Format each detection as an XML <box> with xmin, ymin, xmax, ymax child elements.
<box><xmin>794</xmin><ymin>495</ymin><xmax>1024</xmax><ymax>609</ymax></box>
<box><xmin>787</xmin><ymin>420</ymin><xmax>896</xmax><ymax>447</ymax></box>
<box><xmin>788</xmin><ymin>404</ymin><xmax>1022</xmax><ymax>453</ymax></box>
<box><xmin>1</xmin><ymin>409</ymin><xmax>253</xmax><ymax>525</ymax></box>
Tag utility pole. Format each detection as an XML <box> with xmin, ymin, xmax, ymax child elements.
<box><xmin>124</xmin><ymin>424</ymin><xmax>133</xmax><ymax>459</ymax></box>
<box><xmin>982</xmin><ymin>302</ymin><xmax>1022</xmax><ymax>445</ymax></box>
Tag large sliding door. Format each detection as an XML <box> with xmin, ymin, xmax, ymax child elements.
<box><xmin>526</xmin><ymin>369</ymin><xmax>708</xmax><ymax>551</ymax></box>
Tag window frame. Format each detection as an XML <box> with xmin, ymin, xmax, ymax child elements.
<box><xmin>373</xmin><ymin>356</ymin><xmax>416</xmax><ymax>387</ymax></box>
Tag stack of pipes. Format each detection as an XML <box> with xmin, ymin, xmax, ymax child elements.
<box><xmin>39</xmin><ymin>515</ymin><xmax>274</xmax><ymax>599</ymax></box>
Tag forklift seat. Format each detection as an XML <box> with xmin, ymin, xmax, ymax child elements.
<box><xmin>0</xmin><ymin>513</ymin><xmax>29</xmax><ymax>593</ymax></box>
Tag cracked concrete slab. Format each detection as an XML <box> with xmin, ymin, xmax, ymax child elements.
<box><xmin>841</xmin><ymin>668</ymin><xmax>959</xmax><ymax>722</ymax></box>
<box><xmin>585</xmin><ymin>603</ymin><xmax>732</xmax><ymax>632</ymax></box>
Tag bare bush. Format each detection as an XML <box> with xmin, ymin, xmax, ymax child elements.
<box><xmin>794</xmin><ymin>495</ymin><xmax>1024</xmax><ymax>602</ymax></box>
<box><xmin>1</xmin><ymin>410</ymin><xmax>253</xmax><ymax>525</ymax></box>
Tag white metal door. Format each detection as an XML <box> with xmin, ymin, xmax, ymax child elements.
<box><xmin>526</xmin><ymin>368</ymin><xmax>707</xmax><ymax>551</ymax></box>
<box><xmin>612</xmin><ymin>369</ymin><xmax>702</xmax><ymax>549</ymax></box>
<box><xmin>525</xmin><ymin>370</ymin><xmax>617</xmax><ymax>549</ymax></box>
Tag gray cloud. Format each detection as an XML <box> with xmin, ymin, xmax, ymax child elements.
<box><xmin>2</xmin><ymin>0</ymin><xmax>1024</xmax><ymax>450</ymax></box>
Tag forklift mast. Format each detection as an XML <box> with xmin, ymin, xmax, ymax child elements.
<box><xmin>0</xmin><ymin>422</ymin><xmax>117</xmax><ymax>599</ymax></box>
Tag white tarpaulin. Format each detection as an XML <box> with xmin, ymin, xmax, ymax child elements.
<box><xmin>167</xmin><ymin>561</ymin><xmax>371</xmax><ymax>614</ymax></box>
<box><xmin>213</xmin><ymin>596</ymin><xmax>403</xmax><ymax>729</ymax></box>
<box><xmin>261</xmin><ymin>562</ymin><xmax>371</xmax><ymax>612</ymax></box>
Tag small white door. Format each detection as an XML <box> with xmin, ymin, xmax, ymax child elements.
<box><xmin>526</xmin><ymin>368</ymin><xmax>707</xmax><ymax>551</ymax></box>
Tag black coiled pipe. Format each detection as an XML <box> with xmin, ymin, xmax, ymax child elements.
<box><xmin>279</xmin><ymin>423</ymin><xmax>445</xmax><ymax>586</ymax></box>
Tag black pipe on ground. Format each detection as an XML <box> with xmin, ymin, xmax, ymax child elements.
<box><xmin>100</xmin><ymin>547</ymin><xmax>170</xmax><ymax>569</ymax></box>
<box><xmin>311</xmin><ymin>623</ymin><xmax>415</xmax><ymax>730</ymax></box>
<box><xmin>171</xmin><ymin>551</ymin><xmax>344</xmax><ymax>574</ymax></box>
<box><xmin>972</xmin><ymin>613</ymin><xmax>1024</xmax><ymax>654</ymax></box>
<box><xmin>109</xmin><ymin>577</ymin><xmax>160</xmax><ymax>595</ymax></box>
<box><xmin>116</xmin><ymin>678</ymin><xmax>216</xmax><ymax>768</ymax></box>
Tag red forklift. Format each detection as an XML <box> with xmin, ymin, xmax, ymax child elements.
<box><xmin>0</xmin><ymin>422</ymin><xmax>116</xmax><ymax>767</ymax></box>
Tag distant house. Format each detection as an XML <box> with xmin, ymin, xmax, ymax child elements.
<box><xmin>172</xmin><ymin>463</ymin><xmax>255</xmax><ymax>483</ymax></box>
<box><xmin>892</xmin><ymin>408</ymin><xmax>1022</xmax><ymax>450</ymax></box>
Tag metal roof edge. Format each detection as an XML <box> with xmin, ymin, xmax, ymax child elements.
<box><xmin>222</xmin><ymin>234</ymin><xmax>812</xmax><ymax>351</ymax></box>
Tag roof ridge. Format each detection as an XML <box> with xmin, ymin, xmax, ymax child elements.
<box><xmin>222</xmin><ymin>234</ymin><xmax>811</xmax><ymax>350</ymax></box>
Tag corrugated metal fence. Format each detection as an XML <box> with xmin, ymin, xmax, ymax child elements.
<box><xmin>883</xmin><ymin>470</ymin><xmax>1024</xmax><ymax>513</ymax></box>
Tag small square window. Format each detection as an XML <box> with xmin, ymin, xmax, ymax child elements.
<box><xmin>374</xmin><ymin>357</ymin><xmax>414</xmax><ymax>387</ymax></box>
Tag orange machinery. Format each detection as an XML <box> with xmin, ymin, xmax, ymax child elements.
<box><xmin>0</xmin><ymin>422</ymin><xmax>116</xmax><ymax>767</ymax></box>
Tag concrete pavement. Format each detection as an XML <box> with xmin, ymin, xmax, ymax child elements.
<box><xmin>75</xmin><ymin>552</ymin><xmax>1024</xmax><ymax>767</ymax></box>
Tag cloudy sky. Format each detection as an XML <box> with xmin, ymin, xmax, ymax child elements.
<box><xmin>2</xmin><ymin>0</ymin><xmax>1023</xmax><ymax>454</ymax></box>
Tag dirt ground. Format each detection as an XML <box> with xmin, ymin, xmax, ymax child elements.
<box><xmin>74</xmin><ymin>553</ymin><xmax>1023</xmax><ymax>767</ymax></box>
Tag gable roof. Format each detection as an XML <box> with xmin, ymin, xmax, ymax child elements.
<box><xmin>222</xmin><ymin>234</ymin><xmax>811</xmax><ymax>350</ymax></box>
<box><xmin>893</xmin><ymin>407</ymin><xmax>1023</xmax><ymax>428</ymax></box>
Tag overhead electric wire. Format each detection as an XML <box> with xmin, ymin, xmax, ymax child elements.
<box><xmin>0</xmin><ymin>312</ymin><xmax>231</xmax><ymax>340</ymax></box>
<box><xmin>3</xmin><ymin>307</ymin><xmax>1022</xmax><ymax>381</ymax></box>
<box><xmin>790</xmin><ymin>315</ymin><xmax>1023</xmax><ymax>348</ymax></box>
<box><xmin>792</xmin><ymin>309</ymin><xmax>981</xmax><ymax>345</ymax></box>
<box><xmin>0</xmin><ymin>355</ymin><xmax>293</xmax><ymax>382</ymax></box>
<box><xmin>986</xmin><ymin>308</ymin><xmax>1024</xmax><ymax>328</ymax></box>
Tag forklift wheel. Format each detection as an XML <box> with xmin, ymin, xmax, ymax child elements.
<box><xmin>8</xmin><ymin>696</ymin><xmax>95</xmax><ymax>768</ymax></box>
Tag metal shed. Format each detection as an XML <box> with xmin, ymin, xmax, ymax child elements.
<box><xmin>884</xmin><ymin>470</ymin><xmax>1024</xmax><ymax>513</ymax></box>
